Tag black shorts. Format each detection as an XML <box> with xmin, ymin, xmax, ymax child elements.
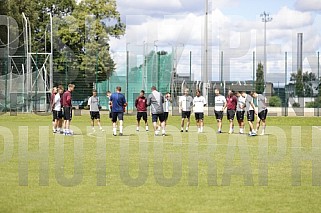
<box><xmin>195</xmin><ymin>113</ymin><xmax>204</xmax><ymax>121</ymax></box>
<box><xmin>182</xmin><ymin>111</ymin><xmax>191</xmax><ymax>119</ymax></box>
<box><xmin>112</xmin><ymin>112</ymin><xmax>124</xmax><ymax>123</ymax></box>
<box><xmin>258</xmin><ymin>109</ymin><xmax>268</xmax><ymax>120</ymax></box>
<box><xmin>214</xmin><ymin>110</ymin><xmax>223</xmax><ymax>120</ymax></box>
<box><xmin>227</xmin><ymin>110</ymin><xmax>236</xmax><ymax>120</ymax></box>
<box><xmin>236</xmin><ymin>111</ymin><xmax>245</xmax><ymax>121</ymax></box>
<box><xmin>152</xmin><ymin>114</ymin><xmax>165</xmax><ymax>123</ymax></box>
<box><xmin>247</xmin><ymin>110</ymin><xmax>255</xmax><ymax>122</ymax></box>
<box><xmin>52</xmin><ymin>110</ymin><xmax>62</xmax><ymax>120</ymax></box>
<box><xmin>137</xmin><ymin>112</ymin><xmax>147</xmax><ymax>121</ymax></box>
<box><xmin>164</xmin><ymin>112</ymin><xmax>169</xmax><ymax>121</ymax></box>
<box><xmin>63</xmin><ymin>107</ymin><xmax>72</xmax><ymax>121</ymax></box>
<box><xmin>90</xmin><ymin>111</ymin><xmax>100</xmax><ymax>120</ymax></box>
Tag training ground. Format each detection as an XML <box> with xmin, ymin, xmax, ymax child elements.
<box><xmin>0</xmin><ymin>114</ymin><xmax>321</xmax><ymax>212</ymax></box>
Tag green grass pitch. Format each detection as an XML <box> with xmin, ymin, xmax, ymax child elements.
<box><xmin>0</xmin><ymin>114</ymin><xmax>321</xmax><ymax>212</ymax></box>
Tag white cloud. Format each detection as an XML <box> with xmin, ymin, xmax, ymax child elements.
<box><xmin>295</xmin><ymin>0</ymin><xmax>321</xmax><ymax>12</ymax></box>
<box><xmin>271</xmin><ymin>7</ymin><xmax>315</xmax><ymax>29</ymax></box>
<box><xmin>110</xmin><ymin>3</ymin><xmax>321</xmax><ymax>81</ymax></box>
<box><xmin>119</xmin><ymin>0</ymin><xmax>182</xmax><ymax>10</ymax></box>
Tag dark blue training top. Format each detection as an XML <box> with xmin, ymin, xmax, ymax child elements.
<box><xmin>110</xmin><ymin>92</ymin><xmax>127</xmax><ymax>113</ymax></box>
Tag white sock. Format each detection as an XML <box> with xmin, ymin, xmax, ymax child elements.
<box><xmin>186</xmin><ymin>127</ymin><xmax>189</xmax><ymax>131</ymax></box>
<box><xmin>113</xmin><ymin>128</ymin><xmax>116</xmax><ymax>135</ymax></box>
<box><xmin>201</xmin><ymin>127</ymin><xmax>203</xmax><ymax>132</ymax></box>
<box><xmin>120</xmin><ymin>126</ymin><xmax>123</xmax><ymax>134</ymax></box>
<box><xmin>146</xmin><ymin>126</ymin><xmax>149</xmax><ymax>131</ymax></box>
<box><xmin>198</xmin><ymin>128</ymin><xmax>200</xmax><ymax>132</ymax></box>
<box><xmin>136</xmin><ymin>126</ymin><xmax>139</xmax><ymax>131</ymax></box>
<box><xmin>162</xmin><ymin>129</ymin><xmax>165</xmax><ymax>134</ymax></box>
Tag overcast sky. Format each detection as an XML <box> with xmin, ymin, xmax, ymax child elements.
<box><xmin>109</xmin><ymin>0</ymin><xmax>321</xmax><ymax>83</ymax></box>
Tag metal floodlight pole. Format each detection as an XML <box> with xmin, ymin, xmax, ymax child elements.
<box><xmin>50</xmin><ymin>13</ymin><xmax>53</xmax><ymax>92</ymax></box>
<box><xmin>204</xmin><ymin>0</ymin><xmax>209</xmax><ymax>83</ymax></box>
<box><xmin>317</xmin><ymin>52</ymin><xmax>320</xmax><ymax>117</ymax></box>
<box><xmin>189</xmin><ymin>51</ymin><xmax>192</xmax><ymax>90</ymax></box>
<box><xmin>260</xmin><ymin>11</ymin><xmax>272</xmax><ymax>90</ymax></box>
<box><xmin>285</xmin><ymin>52</ymin><xmax>288</xmax><ymax>116</ymax></box>
<box><xmin>154</xmin><ymin>40</ymin><xmax>159</xmax><ymax>89</ymax></box>
<box><xmin>126</xmin><ymin>42</ymin><xmax>130</xmax><ymax>114</ymax></box>
<box><xmin>95</xmin><ymin>51</ymin><xmax>98</xmax><ymax>90</ymax></box>
<box><xmin>253</xmin><ymin>51</ymin><xmax>255</xmax><ymax>89</ymax></box>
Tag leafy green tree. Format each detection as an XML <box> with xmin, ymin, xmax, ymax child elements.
<box><xmin>256</xmin><ymin>62</ymin><xmax>264</xmax><ymax>94</ymax></box>
<box><xmin>290</xmin><ymin>70</ymin><xmax>316</xmax><ymax>97</ymax></box>
<box><xmin>0</xmin><ymin>1</ymin><xmax>8</xmax><ymax>47</ymax></box>
<box><xmin>55</xmin><ymin>0</ymin><xmax>125</xmax><ymax>88</ymax></box>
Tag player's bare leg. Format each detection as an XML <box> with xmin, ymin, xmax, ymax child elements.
<box><xmin>238</xmin><ymin>120</ymin><xmax>244</xmax><ymax>134</ymax></box>
<box><xmin>91</xmin><ymin>119</ymin><xmax>95</xmax><ymax>132</ymax></box>
<box><xmin>186</xmin><ymin>118</ymin><xmax>190</xmax><ymax>132</ymax></box>
<box><xmin>248</xmin><ymin>121</ymin><xmax>255</xmax><ymax>134</ymax></box>
<box><xmin>145</xmin><ymin>120</ymin><xmax>149</xmax><ymax>131</ymax></box>
<box><xmin>161</xmin><ymin>121</ymin><xmax>166</xmax><ymax>136</ymax></box>
<box><xmin>256</xmin><ymin>119</ymin><xmax>261</xmax><ymax>132</ymax></box>
<box><xmin>229</xmin><ymin>120</ymin><xmax>234</xmax><ymax>134</ymax></box>
<box><xmin>153</xmin><ymin>121</ymin><xmax>159</xmax><ymax>135</ymax></box>
<box><xmin>260</xmin><ymin>119</ymin><xmax>266</xmax><ymax>135</ymax></box>
<box><xmin>217</xmin><ymin>119</ymin><xmax>222</xmax><ymax>133</ymax></box>
<box><xmin>112</xmin><ymin>122</ymin><xmax>117</xmax><ymax>136</ymax></box>
<box><xmin>180</xmin><ymin>118</ymin><xmax>185</xmax><ymax>132</ymax></box>
<box><xmin>97</xmin><ymin>119</ymin><xmax>104</xmax><ymax>131</ymax></box>
<box><xmin>119</xmin><ymin>120</ymin><xmax>123</xmax><ymax>135</ymax></box>
<box><xmin>196</xmin><ymin>120</ymin><xmax>200</xmax><ymax>133</ymax></box>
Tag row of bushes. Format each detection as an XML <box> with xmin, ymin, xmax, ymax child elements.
<box><xmin>268</xmin><ymin>96</ymin><xmax>321</xmax><ymax>108</ymax></box>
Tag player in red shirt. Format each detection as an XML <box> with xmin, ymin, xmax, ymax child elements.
<box><xmin>225</xmin><ymin>90</ymin><xmax>238</xmax><ymax>134</ymax></box>
<box><xmin>62</xmin><ymin>84</ymin><xmax>75</xmax><ymax>135</ymax></box>
<box><xmin>135</xmin><ymin>90</ymin><xmax>149</xmax><ymax>131</ymax></box>
<box><xmin>57</xmin><ymin>85</ymin><xmax>64</xmax><ymax>134</ymax></box>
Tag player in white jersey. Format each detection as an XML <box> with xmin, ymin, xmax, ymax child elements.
<box><xmin>241</xmin><ymin>91</ymin><xmax>257</xmax><ymax>136</ymax></box>
<box><xmin>193</xmin><ymin>89</ymin><xmax>207</xmax><ymax>133</ymax></box>
<box><xmin>252</xmin><ymin>92</ymin><xmax>268</xmax><ymax>135</ymax></box>
<box><xmin>88</xmin><ymin>89</ymin><xmax>104</xmax><ymax>133</ymax></box>
<box><xmin>235</xmin><ymin>92</ymin><xmax>246</xmax><ymax>134</ymax></box>
<box><xmin>163</xmin><ymin>92</ymin><xmax>171</xmax><ymax>125</ymax></box>
<box><xmin>179</xmin><ymin>88</ymin><xmax>193</xmax><ymax>132</ymax></box>
<box><xmin>214</xmin><ymin>89</ymin><xmax>226</xmax><ymax>133</ymax></box>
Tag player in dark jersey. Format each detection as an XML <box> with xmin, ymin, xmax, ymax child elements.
<box><xmin>109</xmin><ymin>86</ymin><xmax>127</xmax><ymax>136</ymax></box>
<box><xmin>62</xmin><ymin>84</ymin><xmax>75</xmax><ymax>135</ymax></box>
<box><xmin>135</xmin><ymin>90</ymin><xmax>149</xmax><ymax>131</ymax></box>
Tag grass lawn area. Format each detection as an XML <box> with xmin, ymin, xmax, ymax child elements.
<box><xmin>0</xmin><ymin>114</ymin><xmax>321</xmax><ymax>212</ymax></box>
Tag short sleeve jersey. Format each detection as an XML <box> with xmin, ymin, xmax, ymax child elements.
<box><xmin>193</xmin><ymin>96</ymin><xmax>207</xmax><ymax>113</ymax></box>
<box><xmin>214</xmin><ymin>95</ymin><xmax>226</xmax><ymax>111</ymax></box>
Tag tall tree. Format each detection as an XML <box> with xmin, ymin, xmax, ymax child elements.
<box><xmin>55</xmin><ymin>0</ymin><xmax>125</xmax><ymax>91</ymax></box>
<box><xmin>256</xmin><ymin>62</ymin><xmax>265</xmax><ymax>94</ymax></box>
<box><xmin>291</xmin><ymin>70</ymin><xmax>317</xmax><ymax>97</ymax></box>
<box><xmin>290</xmin><ymin>69</ymin><xmax>304</xmax><ymax>97</ymax></box>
